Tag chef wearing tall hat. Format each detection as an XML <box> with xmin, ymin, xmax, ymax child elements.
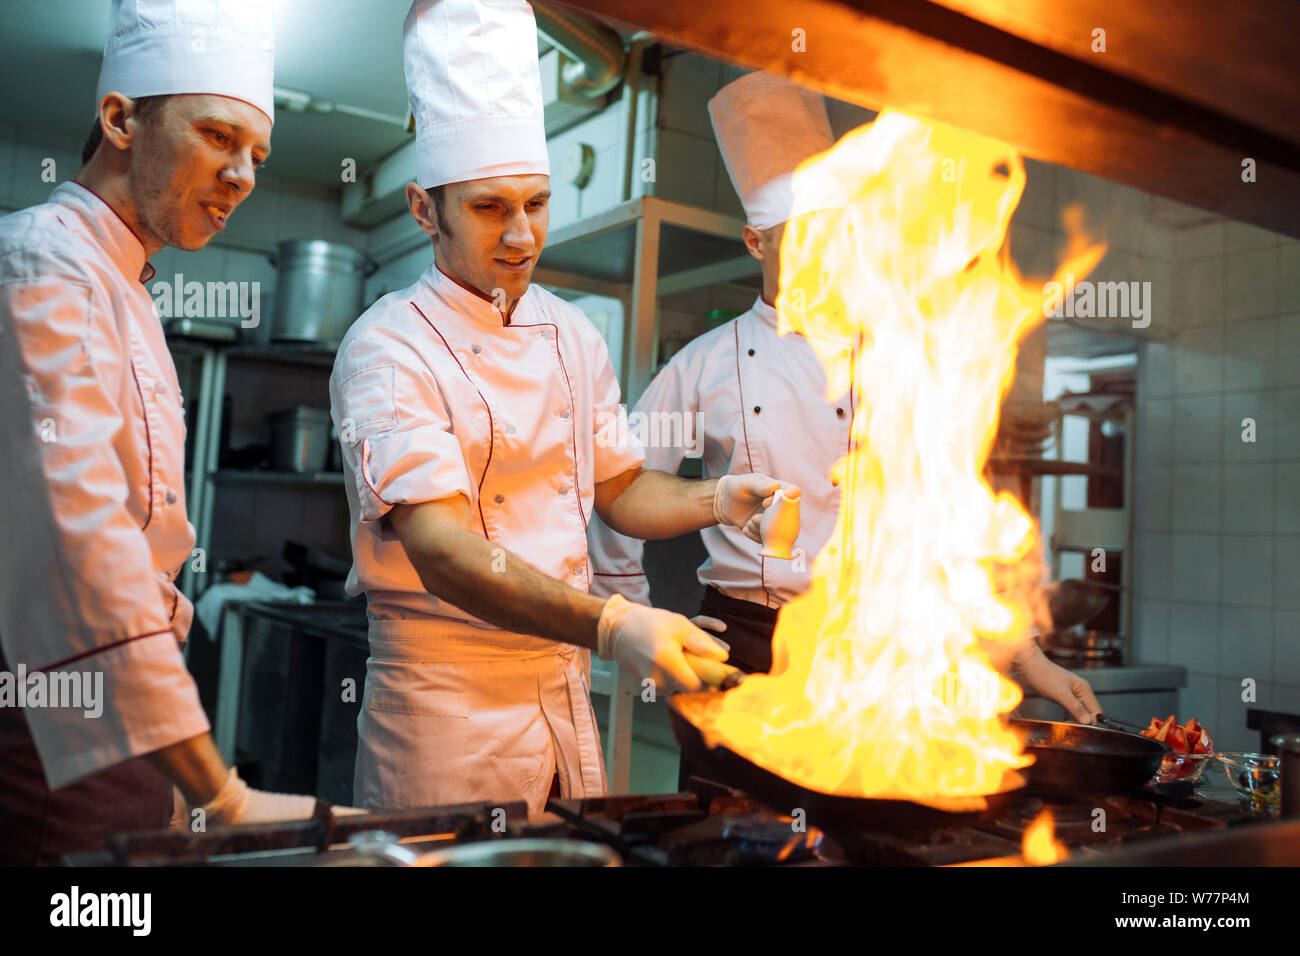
<box><xmin>588</xmin><ymin>72</ymin><xmax>1102</xmax><ymax>724</ymax></box>
<box><xmin>330</xmin><ymin>0</ymin><xmax>794</xmax><ymax>815</ymax></box>
<box><xmin>0</xmin><ymin>0</ymin><xmax>318</xmax><ymax>865</ymax></box>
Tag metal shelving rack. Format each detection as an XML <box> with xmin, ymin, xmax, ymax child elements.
<box><xmin>534</xmin><ymin>193</ymin><xmax>754</xmax><ymax>403</ymax></box>
<box><xmin>169</xmin><ymin>338</ymin><xmax>342</xmax><ymax>599</ymax></box>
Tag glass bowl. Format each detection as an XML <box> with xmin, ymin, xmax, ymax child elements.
<box><xmin>1216</xmin><ymin>752</ymin><xmax>1281</xmax><ymax>808</ymax></box>
<box><xmin>1154</xmin><ymin>751</ymin><xmax>1215</xmax><ymax>785</ymax></box>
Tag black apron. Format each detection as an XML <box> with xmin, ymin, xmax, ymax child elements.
<box><xmin>678</xmin><ymin>587</ymin><xmax>779</xmax><ymax>790</ymax></box>
<box><xmin>0</xmin><ymin>653</ymin><xmax>173</xmax><ymax>866</ymax></box>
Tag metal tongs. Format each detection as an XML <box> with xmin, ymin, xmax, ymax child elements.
<box><xmin>1094</xmin><ymin>713</ymin><xmax>1149</xmax><ymax>735</ymax></box>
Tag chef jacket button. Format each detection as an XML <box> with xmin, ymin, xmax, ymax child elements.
<box><xmin>559</xmin><ymin>408</ymin><xmax>570</xmax><ymax>420</ymax></box>
<box><xmin>165</xmin><ymin>490</ymin><xmax>177</xmax><ymax>505</ymax></box>
<box><xmin>472</xmin><ymin>344</ymin><xmax>482</xmax><ymax>354</ymax></box>
<box><xmin>748</xmin><ymin>348</ymin><xmax>755</xmax><ymax>356</ymax></box>
<box><xmin>506</xmin><ymin>423</ymin><xmax>516</xmax><ymax>435</ymax></box>
<box><xmin>836</xmin><ymin>407</ymin><xmax>845</xmax><ymax>417</ymax></box>
<box><xmin>558</xmin><ymin>486</ymin><xmax>568</xmax><ymax>496</ymax></box>
<box><xmin>753</xmin><ymin>405</ymin><xmax>761</xmax><ymax>414</ymax></box>
<box><xmin>494</xmin><ymin>493</ymin><xmax>505</xmax><ymax>504</ymax></box>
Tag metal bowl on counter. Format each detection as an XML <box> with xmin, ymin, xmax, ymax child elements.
<box><xmin>348</xmin><ymin>831</ymin><xmax>621</xmax><ymax>867</ymax></box>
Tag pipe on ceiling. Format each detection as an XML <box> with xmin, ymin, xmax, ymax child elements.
<box><xmin>532</xmin><ymin>1</ymin><xmax>627</xmax><ymax>99</ymax></box>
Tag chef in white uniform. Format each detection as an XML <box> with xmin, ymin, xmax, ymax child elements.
<box><xmin>331</xmin><ymin>0</ymin><xmax>791</xmax><ymax>815</ymax></box>
<box><xmin>589</xmin><ymin>72</ymin><xmax>1103</xmax><ymax>723</ymax></box>
<box><xmin>0</xmin><ymin>0</ymin><xmax>316</xmax><ymax>865</ymax></box>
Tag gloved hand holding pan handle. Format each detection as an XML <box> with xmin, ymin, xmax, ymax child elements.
<box><xmin>596</xmin><ymin>595</ymin><xmax>731</xmax><ymax>696</ymax></box>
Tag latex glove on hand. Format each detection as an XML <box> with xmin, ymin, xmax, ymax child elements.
<box><xmin>198</xmin><ymin>768</ymin><xmax>321</xmax><ymax>827</ymax></box>
<box><xmin>1013</xmin><ymin>641</ymin><xmax>1102</xmax><ymax>724</ymax></box>
<box><xmin>598</xmin><ymin>595</ymin><xmax>730</xmax><ymax>696</ymax></box>
<box><xmin>714</xmin><ymin>474</ymin><xmax>799</xmax><ymax>544</ymax></box>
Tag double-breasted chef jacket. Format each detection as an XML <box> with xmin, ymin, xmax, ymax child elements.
<box><xmin>330</xmin><ymin>261</ymin><xmax>644</xmax><ymax>815</ymax></box>
<box><xmin>0</xmin><ymin>183</ymin><xmax>207</xmax><ymax>802</ymax></box>
<box><xmin>589</xmin><ymin>296</ymin><xmax>856</xmax><ymax>627</ymax></box>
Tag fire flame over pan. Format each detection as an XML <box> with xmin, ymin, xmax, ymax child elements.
<box><xmin>691</xmin><ymin>110</ymin><xmax>1103</xmax><ymax>809</ymax></box>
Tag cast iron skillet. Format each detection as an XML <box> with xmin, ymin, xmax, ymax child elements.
<box><xmin>668</xmin><ymin>692</ymin><xmax>1026</xmax><ymax>831</ymax></box>
<box><xmin>1011</xmin><ymin>718</ymin><xmax>1169</xmax><ymax>795</ymax></box>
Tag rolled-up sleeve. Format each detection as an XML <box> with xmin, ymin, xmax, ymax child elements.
<box><xmin>0</xmin><ymin>252</ymin><xmax>208</xmax><ymax>787</ymax></box>
<box><xmin>331</xmin><ymin>331</ymin><xmax>473</xmax><ymax>523</ymax></box>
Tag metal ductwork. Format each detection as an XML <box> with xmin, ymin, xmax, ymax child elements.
<box><xmin>554</xmin><ymin>0</ymin><xmax>1300</xmax><ymax>239</ymax></box>
<box><xmin>532</xmin><ymin>1</ymin><xmax>627</xmax><ymax>99</ymax></box>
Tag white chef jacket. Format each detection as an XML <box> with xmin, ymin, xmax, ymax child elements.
<box><xmin>589</xmin><ymin>297</ymin><xmax>855</xmax><ymax>609</ymax></box>
<box><xmin>330</xmin><ymin>261</ymin><xmax>644</xmax><ymax>813</ymax></box>
<box><xmin>0</xmin><ymin>182</ymin><xmax>209</xmax><ymax>789</ymax></box>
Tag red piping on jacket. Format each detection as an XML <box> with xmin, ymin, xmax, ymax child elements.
<box><xmin>127</xmin><ymin>356</ymin><xmax>155</xmax><ymax>532</ymax></box>
<box><xmin>410</xmin><ymin>301</ymin><xmax>494</xmax><ymax>538</ymax></box>
<box><xmin>32</xmin><ymin>629</ymin><xmax>172</xmax><ymax>673</ymax></box>
<box><xmin>510</xmin><ymin>319</ymin><xmax>590</xmax><ymax>588</ymax></box>
<box><xmin>731</xmin><ymin>318</ymin><xmax>774</xmax><ymax>607</ymax></box>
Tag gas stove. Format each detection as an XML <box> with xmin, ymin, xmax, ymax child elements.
<box><xmin>64</xmin><ymin>776</ymin><xmax>1280</xmax><ymax>867</ymax></box>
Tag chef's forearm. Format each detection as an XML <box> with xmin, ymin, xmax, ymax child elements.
<box><xmin>145</xmin><ymin>733</ymin><xmax>229</xmax><ymax>808</ymax></box>
<box><xmin>405</xmin><ymin>527</ymin><xmax>607</xmax><ymax>649</ymax></box>
<box><xmin>601</xmin><ymin>469</ymin><xmax>718</xmax><ymax>539</ymax></box>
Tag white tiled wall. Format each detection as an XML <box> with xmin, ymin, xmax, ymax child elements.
<box><xmin>1132</xmin><ymin>207</ymin><xmax>1300</xmax><ymax>751</ymax></box>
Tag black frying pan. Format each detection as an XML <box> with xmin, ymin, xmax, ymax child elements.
<box><xmin>1012</xmin><ymin>719</ymin><xmax>1169</xmax><ymax>795</ymax></box>
<box><xmin>668</xmin><ymin>693</ymin><xmax>1025</xmax><ymax>831</ymax></box>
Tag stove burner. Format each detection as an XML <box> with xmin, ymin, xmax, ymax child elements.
<box><xmin>723</xmin><ymin>815</ymin><xmax>824</xmax><ymax>863</ymax></box>
<box><xmin>985</xmin><ymin>794</ymin><xmax>1202</xmax><ymax>851</ymax></box>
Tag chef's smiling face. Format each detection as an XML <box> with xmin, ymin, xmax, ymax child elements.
<box><xmin>407</xmin><ymin>174</ymin><xmax>550</xmax><ymax>314</ymax></box>
<box><xmin>121</xmin><ymin>93</ymin><xmax>272</xmax><ymax>252</ymax></box>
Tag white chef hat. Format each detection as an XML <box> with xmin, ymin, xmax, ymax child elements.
<box><xmin>95</xmin><ymin>0</ymin><xmax>276</xmax><ymax>123</ymax></box>
<box><xmin>709</xmin><ymin>71</ymin><xmax>837</xmax><ymax>230</ymax></box>
<box><xmin>404</xmin><ymin>0</ymin><xmax>549</xmax><ymax>189</ymax></box>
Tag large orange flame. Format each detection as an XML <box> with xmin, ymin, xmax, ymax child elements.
<box><xmin>694</xmin><ymin>111</ymin><xmax>1103</xmax><ymax>807</ymax></box>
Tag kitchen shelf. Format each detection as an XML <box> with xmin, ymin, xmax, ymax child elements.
<box><xmin>168</xmin><ymin>334</ymin><xmax>346</xmax><ymax>600</ymax></box>
<box><xmin>531</xmin><ymin>194</ymin><xmax>752</xmax><ymax>404</ymax></box>
<box><xmin>213</xmin><ymin>469</ymin><xmax>345</xmax><ymax>486</ymax></box>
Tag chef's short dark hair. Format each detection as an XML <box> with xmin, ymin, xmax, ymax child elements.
<box><xmin>81</xmin><ymin>95</ymin><xmax>167</xmax><ymax>166</ymax></box>
<box><xmin>428</xmin><ymin>184</ymin><xmax>453</xmax><ymax>238</ymax></box>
